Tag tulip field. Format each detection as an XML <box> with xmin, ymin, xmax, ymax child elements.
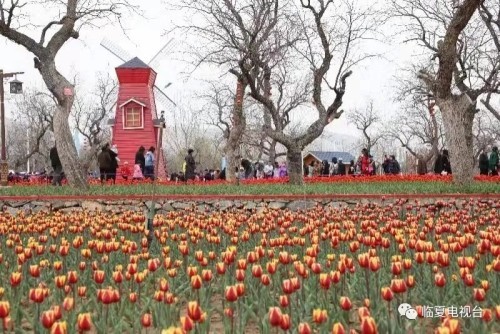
<box><xmin>0</xmin><ymin>198</ymin><xmax>499</xmax><ymax>333</ymax></box>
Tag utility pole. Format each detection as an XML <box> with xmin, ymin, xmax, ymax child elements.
<box><xmin>0</xmin><ymin>70</ymin><xmax>24</xmax><ymax>186</ymax></box>
<box><xmin>147</xmin><ymin>111</ymin><xmax>166</xmax><ymax>248</ymax></box>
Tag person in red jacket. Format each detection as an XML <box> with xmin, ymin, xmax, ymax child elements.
<box><xmin>119</xmin><ymin>161</ymin><xmax>132</xmax><ymax>180</ymax></box>
<box><xmin>358</xmin><ymin>148</ymin><xmax>371</xmax><ymax>175</ymax></box>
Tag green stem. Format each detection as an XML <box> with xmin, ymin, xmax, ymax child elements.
<box><xmin>364</xmin><ymin>269</ymin><xmax>370</xmax><ymax>300</ymax></box>
<box><xmin>387</xmin><ymin>302</ymin><xmax>392</xmax><ymax>334</ymax></box>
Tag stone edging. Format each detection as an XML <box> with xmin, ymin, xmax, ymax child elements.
<box><xmin>1</xmin><ymin>196</ymin><xmax>499</xmax><ymax>215</ymax></box>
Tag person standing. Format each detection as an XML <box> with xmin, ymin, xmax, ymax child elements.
<box><xmin>185</xmin><ymin>148</ymin><xmax>196</xmax><ymax>181</ymax></box>
<box><xmin>144</xmin><ymin>147</ymin><xmax>156</xmax><ymax>180</ymax></box>
<box><xmin>50</xmin><ymin>145</ymin><xmax>63</xmax><ymax>186</ymax></box>
<box><xmin>358</xmin><ymin>148</ymin><xmax>370</xmax><ymax>175</ymax></box>
<box><xmin>441</xmin><ymin>149</ymin><xmax>452</xmax><ymax>174</ymax></box>
<box><xmin>387</xmin><ymin>155</ymin><xmax>401</xmax><ymax>175</ymax></box>
<box><xmin>108</xmin><ymin>144</ymin><xmax>119</xmax><ymax>184</ymax></box>
<box><xmin>337</xmin><ymin>158</ymin><xmax>346</xmax><ymax>176</ymax></box>
<box><xmin>489</xmin><ymin>147</ymin><xmax>499</xmax><ymax>176</ymax></box>
<box><xmin>479</xmin><ymin>152</ymin><xmax>489</xmax><ymax>175</ymax></box>
<box><xmin>135</xmin><ymin>146</ymin><xmax>146</xmax><ymax>175</ymax></box>
<box><xmin>97</xmin><ymin>144</ymin><xmax>112</xmax><ymax>184</ymax></box>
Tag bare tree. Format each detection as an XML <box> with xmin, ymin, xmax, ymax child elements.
<box><xmin>0</xmin><ymin>0</ymin><xmax>136</xmax><ymax>189</ymax></box>
<box><xmin>347</xmin><ymin>101</ymin><xmax>384</xmax><ymax>153</ymax></box>
<box><xmin>193</xmin><ymin>0</ymin><xmax>380</xmax><ymax>184</ymax></box>
<box><xmin>392</xmin><ymin>0</ymin><xmax>499</xmax><ymax>184</ymax></box>
<box><xmin>389</xmin><ymin>68</ymin><xmax>444</xmax><ymax>171</ymax></box>
<box><xmin>164</xmin><ymin>99</ymin><xmax>225</xmax><ymax>173</ymax></box>
<box><xmin>72</xmin><ymin>74</ymin><xmax>116</xmax><ymax>172</ymax></box>
<box><xmin>479</xmin><ymin>2</ymin><xmax>500</xmax><ymax>122</ymax></box>
<box><xmin>8</xmin><ymin>89</ymin><xmax>54</xmax><ymax>170</ymax></box>
<box><xmin>473</xmin><ymin>110</ymin><xmax>500</xmax><ymax>160</ymax></box>
<box><xmin>172</xmin><ymin>0</ymin><xmax>283</xmax><ymax>181</ymax></box>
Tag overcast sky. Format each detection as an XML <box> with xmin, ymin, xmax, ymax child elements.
<box><xmin>0</xmin><ymin>0</ymin><xmax>416</xmax><ymax>140</ymax></box>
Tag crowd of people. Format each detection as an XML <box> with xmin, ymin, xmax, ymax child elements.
<box><xmin>432</xmin><ymin>147</ymin><xmax>499</xmax><ymax>176</ymax></box>
<box><xmin>42</xmin><ymin>144</ymin><xmax>500</xmax><ymax>186</ymax></box>
<box><xmin>479</xmin><ymin>146</ymin><xmax>499</xmax><ymax>176</ymax></box>
<box><xmin>96</xmin><ymin>145</ymin><xmax>158</xmax><ymax>183</ymax></box>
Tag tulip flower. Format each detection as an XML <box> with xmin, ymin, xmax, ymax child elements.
<box><xmin>381</xmin><ymin>287</ymin><xmax>393</xmax><ymax>302</ymax></box>
<box><xmin>473</xmin><ymin>288</ymin><xmax>486</xmax><ymax>302</ymax></box>
<box><xmin>77</xmin><ymin>313</ymin><xmax>92</xmax><ymax>332</ymax></box>
<box><xmin>266</xmin><ymin>261</ymin><xmax>277</xmax><ymax>274</ymax></box>
<box><xmin>55</xmin><ymin>275</ymin><xmax>67</xmax><ymax>289</ymax></box>
<box><xmin>435</xmin><ymin>272</ymin><xmax>446</xmax><ymax>287</ymax></box>
<box><xmin>187</xmin><ymin>301</ymin><xmax>202</xmax><ymax>322</ymax></box>
<box><xmin>442</xmin><ymin>318</ymin><xmax>460</xmax><ymax>334</ymax></box>
<box><xmin>224</xmin><ymin>308</ymin><xmax>234</xmax><ymax>318</ymax></box>
<box><xmin>391</xmin><ymin>262</ymin><xmax>402</xmax><ymax>275</ymax></box>
<box><xmin>0</xmin><ymin>302</ymin><xmax>9</xmax><ymax>319</ymax></box>
<box><xmin>77</xmin><ymin>286</ymin><xmax>87</xmax><ymax>298</ymax></box>
<box><xmin>41</xmin><ymin>310</ymin><xmax>56</xmax><ymax>329</ymax></box>
<box><xmin>236</xmin><ymin>283</ymin><xmax>245</xmax><ymax>297</ymax></box>
<box><xmin>298</xmin><ymin>322</ymin><xmax>312</xmax><ymax>334</ymax></box>
<box><xmin>10</xmin><ymin>272</ymin><xmax>22</xmax><ymax>287</ymax></box>
<box><xmin>225</xmin><ymin>286</ymin><xmax>238</xmax><ymax>302</ymax></box>
<box><xmin>50</xmin><ymin>321</ymin><xmax>67</xmax><ymax>334</ymax></box>
<box><xmin>332</xmin><ymin>322</ymin><xmax>346</xmax><ymax>334</ymax></box>
<box><xmin>360</xmin><ymin>316</ymin><xmax>378</xmax><ymax>334</ymax></box>
<box><xmin>62</xmin><ymin>297</ymin><xmax>74</xmax><ymax>311</ymax></box>
<box><xmin>279</xmin><ymin>295</ymin><xmax>289</xmax><ymax>308</ymax></box>
<box><xmin>390</xmin><ymin>279</ymin><xmax>407</xmax><ymax>293</ymax></box>
<box><xmin>312</xmin><ymin>308</ymin><xmax>328</xmax><ymax>324</ymax></box>
<box><xmin>93</xmin><ymin>270</ymin><xmax>105</xmax><ymax>284</ymax></box>
<box><xmin>280</xmin><ymin>313</ymin><xmax>291</xmax><ymax>330</ymax></box>
<box><xmin>190</xmin><ymin>274</ymin><xmax>202</xmax><ymax>289</ymax></box>
<box><xmin>269</xmin><ymin>307</ymin><xmax>283</xmax><ymax>327</ymax></box>
<box><xmin>339</xmin><ymin>297</ymin><xmax>352</xmax><ymax>311</ymax></box>
<box><xmin>369</xmin><ymin>257</ymin><xmax>381</xmax><ymax>272</ymax></box>
<box><xmin>260</xmin><ymin>274</ymin><xmax>271</xmax><ymax>286</ymax></box>
<box><xmin>67</xmin><ymin>271</ymin><xmax>78</xmax><ymax>284</ymax></box>
<box><xmin>141</xmin><ymin>313</ymin><xmax>153</xmax><ymax>328</ymax></box>
<box><xmin>51</xmin><ymin>306</ymin><xmax>62</xmax><ymax>321</ymax></box>
<box><xmin>29</xmin><ymin>288</ymin><xmax>45</xmax><ymax>303</ymax></box>
<box><xmin>180</xmin><ymin>316</ymin><xmax>194</xmax><ymax>331</ymax></box>
<box><xmin>235</xmin><ymin>269</ymin><xmax>245</xmax><ymax>282</ymax></box>
<box><xmin>480</xmin><ymin>280</ymin><xmax>490</xmax><ymax>291</ymax></box>
<box><xmin>201</xmin><ymin>269</ymin><xmax>212</xmax><ymax>282</ymax></box>
<box><xmin>29</xmin><ymin>265</ymin><xmax>40</xmax><ymax>278</ymax></box>
<box><xmin>282</xmin><ymin>279</ymin><xmax>294</xmax><ymax>294</ymax></box>
<box><xmin>251</xmin><ymin>264</ymin><xmax>263</xmax><ymax>278</ymax></box>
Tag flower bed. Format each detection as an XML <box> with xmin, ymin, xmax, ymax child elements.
<box><xmin>1</xmin><ymin>174</ymin><xmax>499</xmax><ymax>198</ymax></box>
<box><xmin>0</xmin><ymin>199</ymin><xmax>498</xmax><ymax>333</ymax></box>
<box><xmin>7</xmin><ymin>174</ymin><xmax>500</xmax><ymax>186</ymax></box>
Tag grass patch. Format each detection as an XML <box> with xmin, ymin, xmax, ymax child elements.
<box><xmin>0</xmin><ymin>181</ymin><xmax>499</xmax><ymax>197</ymax></box>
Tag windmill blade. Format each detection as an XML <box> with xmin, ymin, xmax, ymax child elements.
<box><xmin>148</xmin><ymin>38</ymin><xmax>176</xmax><ymax>70</ymax></box>
<box><xmin>100</xmin><ymin>37</ymin><xmax>132</xmax><ymax>63</ymax></box>
<box><xmin>155</xmin><ymin>86</ymin><xmax>177</xmax><ymax>107</ymax></box>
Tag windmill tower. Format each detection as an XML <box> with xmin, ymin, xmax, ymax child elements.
<box><xmin>101</xmin><ymin>38</ymin><xmax>177</xmax><ymax>179</ymax></box>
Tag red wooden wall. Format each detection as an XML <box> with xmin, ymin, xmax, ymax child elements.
<box><xmin>111</xmin><ymin>64</ymin><xmax>166</xmax><ymax>179</ymax></box>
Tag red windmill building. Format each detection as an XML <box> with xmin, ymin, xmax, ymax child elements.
<box><xmin>101</xmin><ymin>38</ymin><xmax>176</xmax><ymax>179</ymax></box>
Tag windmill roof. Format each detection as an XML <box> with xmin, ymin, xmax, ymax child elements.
<box><xmin>306</xmin><ymin>151</ymin><xmax>355</xmax><ymax>162</ymax></box>
<box><xmin>117</xmin><ymin>57</ymin><xmax>150</xmax><ymax>69</ymax></box>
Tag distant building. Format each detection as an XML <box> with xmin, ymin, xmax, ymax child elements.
<box><xmin>303</xmin><ymin>151</ymin><xmax>355</xmax><ymax>166</ymax></box>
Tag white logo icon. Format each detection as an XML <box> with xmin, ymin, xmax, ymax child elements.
<box><xmin>398</xmin><ymin>303</ymin><xmax>417</xmax><ymax>320</ymax></box>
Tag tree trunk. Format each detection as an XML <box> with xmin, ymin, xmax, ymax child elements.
<box><xmin>53</xmin><ymin>106</ymin><xmax>88</xmax><ymax>189</ymax></box>
<box><xmin>286</xmin><ymin>147</ymin><xmax>303</xmax><ymax>185</ymax></box>
<box><xmin>439</xmin><ymin>95</ymin><xmax>475</xmax><ymax>186</ymax></box>
<box><xmin>224</xmin><ymin>78</ymin><xmax>247</xmax><ymax>182</ymax></box>
<box><xmin>268</xmin><ymin>139</ymin><xmax>277</xmax><ymax>163</ymax></box>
